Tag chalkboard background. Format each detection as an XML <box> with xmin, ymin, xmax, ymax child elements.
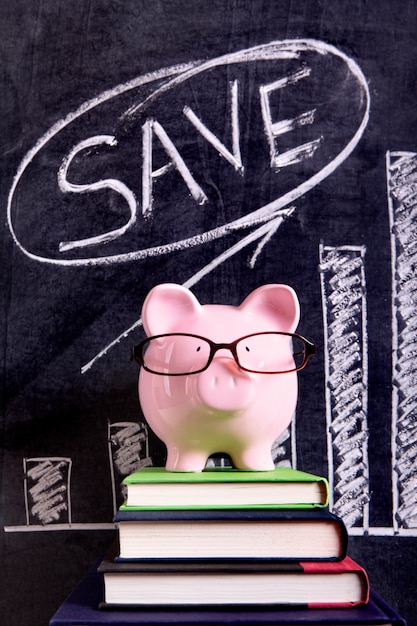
<box><xmin>1</xmin><ymin>1</ymin><xmax>417</xmax><ymax>624</ymax></box>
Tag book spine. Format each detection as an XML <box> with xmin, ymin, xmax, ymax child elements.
<box><xmin>115</xmin><ymin>506</ymin><xmax>337</xmax><ymax>521</ymax></box>
<box><xmin>302</xmin><ymin>558</ymin><xmax>370</xmax><ymax>606</ymax></box>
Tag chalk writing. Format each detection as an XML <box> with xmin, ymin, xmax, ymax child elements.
<box><xmin>141</xmin><ymin>118</ymin><xmax>209</xmax><ymax>219</ymax></box>
<box><xmin>183</xmin><ymin>79</ymin><xmax>243</xmax><ymax>175</ymax></box>
<box><xmin>7</xmin><ymin>39</ymin><xmax>370</xmax><ymax>269</ymax></box>
<box><xmin>57</xmin><ymin>135</ymin><xmax>137</xmax><ymax>252</ymax></box>
<box><xmin>259</xmin><ymin>67</ymin><xmax>322</xmax><ymax>169</ymax></box>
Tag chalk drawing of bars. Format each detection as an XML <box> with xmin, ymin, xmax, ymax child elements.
<box><xmin>319</xmin><ymin>244</ymin><xmax>370</xmax><ymax>530</ymax></box>
<box><xmin>387</xmin><ymin>150</ymin><xmax>417</xmax><ymax>531</ymax></box>
<box><xmin>23</xmin><ymin>457</ymin><xmax>72</xmax><ymax>526</ymax></box>
<box><xmin>271</xmin><ymin>426</ymin><xmax>294</xmax><ymax>468</ymax></box>
<box><xmin>108</xmin><ymin>421</ymin><xmax>152</xmax><ymax>513</ymax></box>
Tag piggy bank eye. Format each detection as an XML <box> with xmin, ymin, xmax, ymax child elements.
<box><xmin>236</xmin><ymin>333</ymin><xmax>303</xmax><ymax>373</ymax></box>
<box><xmin>139</xmin><ymin>334</ymin><xmax>211</xmax><ymax>375</ymax></box>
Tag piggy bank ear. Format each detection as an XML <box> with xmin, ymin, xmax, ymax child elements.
<box><xmin>141</xmin><ymin>283</ymin><xmax>202</xmax><ymax>336</ymax></box>
<box><xmin>240</xmin><ymin>284</ymin><xmax>300</xmax><ymax>333</ymax></box>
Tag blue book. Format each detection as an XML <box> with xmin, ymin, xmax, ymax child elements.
<box><xmin>49</xmin><ymin>559</ymin><xmax>407</xmax><ymax>625</ymax></box>
<box><xmin>114</xmin><ymin>506</ymin><xmax>348</xmax><ymax>561</ymax></box>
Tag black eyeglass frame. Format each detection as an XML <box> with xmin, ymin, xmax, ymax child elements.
<box><xmin>131</xmin><ymin>331</ymin><xmax>316</xmax><ymax>376</ymax></box>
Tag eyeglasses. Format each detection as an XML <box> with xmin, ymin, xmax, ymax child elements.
<box><xmin>131</xmin><ymin>332</ymin><xmax>316</xmax><ymax>376</ymax></box>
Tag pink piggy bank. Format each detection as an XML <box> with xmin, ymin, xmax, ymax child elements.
<box><xmin>132</xmin><ymin>283</ymin><xmax>315</xmax><ymax>471</ymax></box>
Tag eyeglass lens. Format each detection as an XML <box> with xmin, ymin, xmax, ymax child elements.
<box><xmin>142</xmin><ymin>335</ymin><xmax>211</xmax><ymax>375</ymax></box>
<box><xmin>236</xmin><ymin>333</ymin><xmax>305</xmax><ymax>372</ymax></box>
<box><xmin>141</xmin><ymin>333</ymin><xmax>307</xmax><ymax>375</ymax></box>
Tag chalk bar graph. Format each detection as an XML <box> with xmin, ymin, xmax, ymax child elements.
<box><xmin>108</xmin><ymin>420</ymin><xmax>152</xmax><ymax>513</ymax></box>
<box><xmin>23</xmin><ymin>457</ymin><xmax>73</xmax><ymax>526</ymax></box>
<box><xmin>319</xmin><ymin>244</ymin><xmax>370</xmax><ymax>530</ymax></box>
<box><xmin>387</xmin><ymin>151</ymin><xmax>417</xmax><ymax>530</ymax></box>
<box><xmin>5</xmin><ymin>151</ymin><xmax>417</xmax><ymax>537</ymax></box>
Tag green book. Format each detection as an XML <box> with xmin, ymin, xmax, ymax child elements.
<box><xmin>122</xmin><ymin>466</ymin><xmax>329</xmax><ymax>510</ymax></box>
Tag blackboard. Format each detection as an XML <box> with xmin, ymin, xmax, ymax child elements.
<box><xmin>1</xmin><ymin>1</ymin><xmax>416</xmax><ymax>624</ymax></box>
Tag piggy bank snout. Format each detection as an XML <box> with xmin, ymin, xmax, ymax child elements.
<box><xmin>196</xmin><ymin>356</ymin><xmax>255</xmax><ymax>412</ymax></box>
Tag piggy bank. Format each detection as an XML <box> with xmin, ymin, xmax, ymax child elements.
<box><xmin>133</xmin><ymin>283</ymin><xmax>310</xmax><ymax>471</ymax></box>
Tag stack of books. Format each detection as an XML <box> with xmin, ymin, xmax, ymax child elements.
<box><xmin>94</xmin><ymin>466</ymin><xmax>383</xmax><ymax>617</ymax></box>
<box><xmin>49</xmin><ymin>465</ymin><xmax>407</xmax><ymax>625</ymax></box>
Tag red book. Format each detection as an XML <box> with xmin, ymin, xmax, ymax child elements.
<box><xmin>50</xmin><ymin>558</ymin><xmax>406</xmax><ymax>625</ymax></box>
<box><xmin>98</xmin><ymin>544</ymin><xmax>370</xmax><ymax>608</ymax></box>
